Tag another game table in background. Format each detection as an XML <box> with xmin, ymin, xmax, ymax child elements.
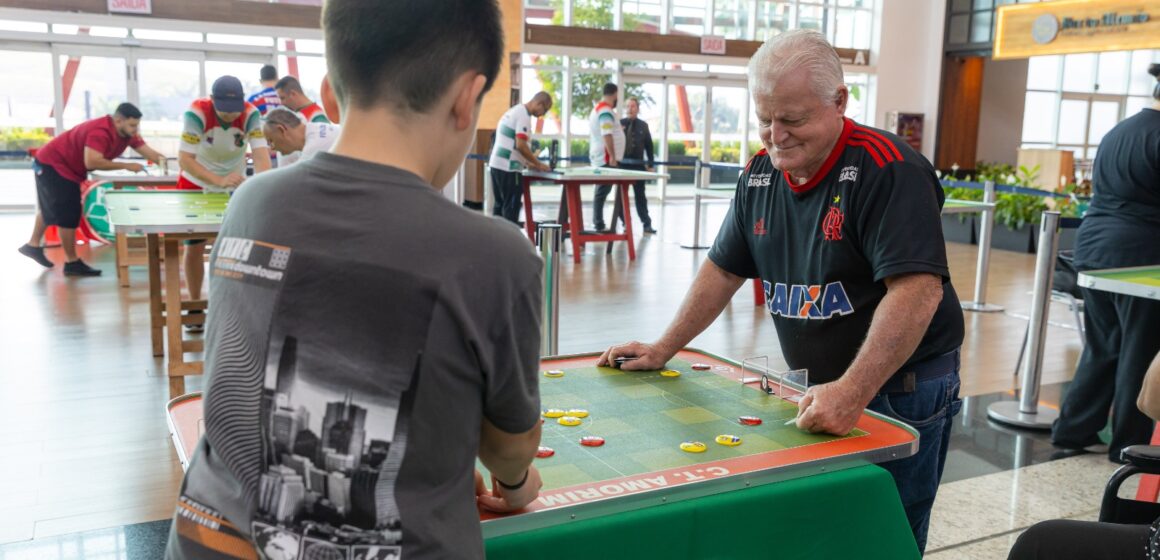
<box><xmin>106</xmin><ymin>190</ymin><xmax>228</xmax><ymax>396</ymax></box>
<box><xmin>521</xmin><ymin>166</ymin><xmax>668</xmax><ymax>263</ymax></box>
<box><xmin>81</xmin><ymin>173</ymin><xmax>181</xmax><ymax>286</ymax></box>
<box><xmin>941</xmin><ymin>198</ymin><xmax>996</xmax><ymax>215</ymax></box>
<box><xmin>1078</xmin><ymin>265</ymin><xmax>1160</xmax><ymax>301</ymax></box>
<box><xmin>167</xmin><ymin>348</ymin><xmax>920</xmax><ymax>559</ymax></box>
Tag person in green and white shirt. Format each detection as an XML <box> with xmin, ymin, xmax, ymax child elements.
<box><xmin>488</xmin><ymin>91</ymin><xmax>552</xmax><ymax>224</ymax></box>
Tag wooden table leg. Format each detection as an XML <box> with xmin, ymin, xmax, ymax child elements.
<box><xmin>619</xmin><ymin>183</ymin><xmax>636</xmax><ymax>261</ymax></box>
<box><xmin>566</xmin><ymin>184</ymin><xmax>584</xmax><ymax>264</ymax></box>
<box><xmin>148</xmin><ymin>234</ymin><xmax>163</xmax><ymax>357</ymax></box>
<box><xmin>163</xmin><ymin>238</ymin><xmax>186</xmax><ymax>396</ymax></box>
<box><xmin>115</xmin><ymin>233</ymin><xmax>130</xmax><ymax>288</ymax></box>
<box><xmin>522</xmin><ymin>175</ymin><xmax>536</xmax><ymax>243</ymax></box>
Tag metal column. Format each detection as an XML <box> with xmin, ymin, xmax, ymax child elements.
<box><xmin>538</xmin><ymin>223</ymin><xmax>562</xmax><ymax>357</ymax></box>
<box><xmin>987</xmin><ymin>211</ymin><xmax>1061</xmax><ymax>429</ymax></box>
<box><xmin>962</xmin><ymin>181</ymin><xmax>1004</xmax><ymax>313</ymax></box>
<box><xmin>681</xmin><ymin>159</ymin><xmax>710</xmax><ymax>249</ymax></box>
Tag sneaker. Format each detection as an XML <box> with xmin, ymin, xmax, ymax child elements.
<box><xmin>593</xmin><ymin>223</ymin><xmax>607</xmax><ymax>233</ymax></box>
<box><xmin>18</xmin><ymin>244</ymin><xmax>53</xmax><ymax>268</ymax></box>
<box><xmin>63</xmin><ymin>259</ymin><xmax>102</xmax><ymax>277</ymax></box>
<box><xmin>184</xmin><ymin>310</ymin><xmax>205</xmax><ymax>333</ymax></box>
<box><xmin>643</xmin><ymin>225</ymin><xmax>658</xmax><ymax>234</ymax></box>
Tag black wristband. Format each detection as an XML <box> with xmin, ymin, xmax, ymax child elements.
<box><xmin>496</xmin><ymin>469</ymin><xmax>529</xmax><ymax>491</ymax></box>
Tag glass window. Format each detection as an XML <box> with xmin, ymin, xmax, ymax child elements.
<box><xmin>292</xmin><ymin>56</ymin><xmax>328</xmax><ymax>102</ymax></box>
<box><xmin>969</xmin><ymin>10</ymin><xmax>992</xmax><ymax>44</ymax></box>
<box><xmin>756</xmin><ymin>1</ymin><xmax>793</xmax><ymax>41</ymax></box>
<box><xmin>1021</xmin><ymin>91</ymin><xmax>1057</xmax><ymax>143</ymax></box>
<box><xmin>1061</xmin><ymin>53</ymin><xmax>1096</xmax><ymax>92</ymax></box>
<box><xmin>279</xmin><ymin>38</ymin><xmax>324</xmax><ymax>54</ymax></box>
<box><xmin>133</xmin><ymin>28</ymin><xmax>202</xmax><ymax>42</ymax></box>
<box><xmin>797</xmin><ymin>4</ymin><xmax>826</xmax><ymax>33</ymax></box>
<box><xmin>207</xmin><ymin>33</ymin><xmax>274</xmax><ymax>47</ymax></box>
<box><xmin>712</xmin><ymin>0</ymin><xmax>750</xmax><ymax>40</ymax></box>
<box><xmin>845</xmin><ymin>73</ymin><xmax>871</xmax><ymax>124</ymax></box>
<box><xmin>524</xmin><ymin>68</ymin><xmax>563</xmax><ymax>135</ymax></box>
<box><xmin>205</xmin><ymin>61</ymin><xmax>265</xmax><ymax>100</ymax></box>
<box><xmin>1124</xmin><ymin>96</ymin><xmax>1150</xmax><ymax>117</ymax></box>
<box><xmin>1096</xmin><ymin>51</ymin><xmax>1129</xmax><ymax>94</ymax></box>
<box><xmin>573</xmin><ymin>0</ymin><xmax>616</xmax><ymax>29</ymax></box>
<box><xmin>52</xmin><ymin>24</ymin><xmax>80</xmax><ymax>35</ymax></box>
<box><xmin>0</xmin><ymin>50</ymin><xmax>54</xmax><ymax>131</ymax></box>
<box><xmin>525</xmin><ymin>0</ymin><xmax>556</xmax><ymax>25</ymax></box>
<box><xmin>672</xmin><ymin>0</ymin><xmax>709</xmax><ymax>35</ymax></box>
<box><xmin>1128</xmin><ymin>50</ymin><xmax>1160</xmax><ymax>96</ymax></box>
<box><xmin>711</xmin><ymin>86</ymin><xmax>747</xmax><ymax>137</ymax></box>
<box><xmin>1026</xmin><ymin>56</ymin><xmax>1060</xmax><ymax>90</ymax></box>
<box><xmin>60</xmin><ymin>55</ymin><xmax>128</xmax><ymax>130</ymax></box>
<box><xmin>137</xmin><ymin>58</ymin><xmax>201</xmax><ymax>155</ymax></box>
<box><xmin>950</xmin><ymin>0</ymin><xmax>971</xmax><ymax>11</ymax></box>
<box><xmin>88</xmin><ymin>26</ymin><xmax>129</xmax><ymax>38</ymax></box>
<box><xmin>623</xmin><ymin>0</ymin><xmax>662</xmax><ymax>32</ymax></box>
<box><xmin>1087</xmin><ymin>101</ymin><xmax>1119</xmax><ymax>145</ymax></box>
<box><xmin>1056</xmin><ymin>99</ymin><xmax>1088</xmax><ymax>145</ymax></box>
<box><xmin>0</xmin><ymin>20</ymin><xmax>48</xmax><ymax>33</ymax></box>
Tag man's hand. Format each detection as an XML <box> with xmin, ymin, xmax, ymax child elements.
<box><xmin>532</xmin><ymin>161</ymin><xmax>551</xmax><ymax>172</ymax></box>
<box><xmin>609</xmin><ymin>158</ymin><xmax>619</xmax><ymax>168</ymax></box>
<box><xmin>646</xmin><ymin>166</ymin><xmax>655</xmax><ymax>173</ymax></box>
<box><xmin>123</xmin><ymin>163</ymin><xmax>145</xmax><ymax>173</ymax></box>
<box><xmin>476</xmin><ymin>466</ymin><xmax>543</xmax><ymax>513</ymax></box>
<box><xmin>217</xmin><ymin>173</ymin><xmax>245</xmax><ymax>190</ymax></box>
<box><xmin>597</xmin><ymin>341</ymin><xmax>674</xmax><ymax>371</ymax></box>
<box><xmin>795</xmin><ymin>378</ymin><xmax>872</xmax><ymax>436</ymax></box>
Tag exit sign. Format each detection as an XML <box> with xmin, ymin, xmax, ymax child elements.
<box><xmin>700</xmin><ymin>35</ymin><xmax>727</xmax><ymax>55</ymax></box>
<box><xmin>108</xmin><ymin>0</ymin><xmax>151</xmax><ymax>14</ymax></box>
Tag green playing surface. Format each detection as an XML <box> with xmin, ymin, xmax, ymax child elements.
<box><xmin>520</xmin><ymin>358</ymin><xmax>866</xmax><ymax>491</ymax></box>
<box><xmin>105</xmin><ymin>191</ymin><xmax>229</xmax><ymax>227</ymax></box>
<box><xmin>1084</xmin><ymin>268</ymin><xmax>1160</xmax><ymax>287</ymax></box>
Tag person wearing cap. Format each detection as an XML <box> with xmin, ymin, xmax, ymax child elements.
<box><xmin>262</xmin><ymin>106</ymin><xmax>340</xmax><ymax>166</ymax></box>
<box><xmin>275</xmin><ymin>75</ymin><xmax>332</xmax><ymax>124</ymax></box>
<box><xmin>177</xmin><ymin>75</ymin><xmax>272</xmax><ymax>330</ymax></box>
<box><xmin>247</xmin><ymin>64</ymin><xmax>282</xmax><ymax>117</ymax></box>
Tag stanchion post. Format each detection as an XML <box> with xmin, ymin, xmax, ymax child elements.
<box><xmin>987</xmin><ymin>211</ymin><xmax>1061</xmax><ymax>430</ymax></box>
<box><xmin>681</xmin><ymin>160</ymin><xmax>710</xmax><ymax>250</ymax></box>
<box><xmin>483</xmin><ymin>163</ymin><xmax>494</xmax><ymax>216</ymax></box>
<box><xmin>963</xmin><ymin>180</ymin><xmax>1003</xmax><ymax>313</ymax></box>
<box><xmin>537</xmin><ymin>223</ymin><xmax>561</xmax><ymax>357</ymax></box>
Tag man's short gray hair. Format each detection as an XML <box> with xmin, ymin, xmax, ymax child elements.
<box><xmin>748</xmin><ymin>29</ymin><xmax>845</xmax><ymax>103</ymax></box>
<box><xmin>264</xmin><ymin>107</ymin><xmax>304</xmax><ymax>129</ymax></box>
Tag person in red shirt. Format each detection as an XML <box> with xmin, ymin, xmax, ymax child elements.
<box><xmin>274</xmin><ymin>75</ymin><xmax>332</xmax><ymax>124</ymax></box>
<box><xmin>18</xmin><ymin>103</ymin><xmax>167</xmax><ymax>276</ymax></box>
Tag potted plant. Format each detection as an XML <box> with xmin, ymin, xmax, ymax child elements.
<box><xmin>982</xmin><ymin>163</ymin><xmax>1048</xmax><ymax>253</ymax></box>
<box><xmin>941</xmin><ymin>175</ymin><xmax>980</xmax><ymax>245</ymax></box>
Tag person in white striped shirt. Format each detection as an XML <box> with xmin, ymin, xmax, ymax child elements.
<box><xmin>487</xmin><ymin>92</ymin><xmax>552</xmax><ymax>224</ymax></box>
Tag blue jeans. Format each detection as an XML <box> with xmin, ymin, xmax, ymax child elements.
<box><xmin>866</xmin><ymin>350</ymin><xmax>962</xmax><ymax>555</ymax></box>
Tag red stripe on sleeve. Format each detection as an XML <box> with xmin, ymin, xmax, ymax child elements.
<box><xmin>846</xmin><ymin>140</ymin><xmax>886</xmax><ymax>168</ymax></box>
<box><xmin>850</xmin><ymin>132</ymin><xmax>896</xmax><ymax>163</ymax></box>
<box><xmin>854</xmin><ymin>126</ymin><xmax>904</xmax><ymax>160</ymax></box>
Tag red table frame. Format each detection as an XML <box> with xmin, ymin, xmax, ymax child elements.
<box><xmin>521</xmin><ymin>176</ymin><xmax>636</xmax><ymax>263</ymax></box>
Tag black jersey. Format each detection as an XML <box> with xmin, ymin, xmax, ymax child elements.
<box><xmin>708</xmin><ymin>118</ymin><xmax>964</xmax><ymax>384</ymax></box>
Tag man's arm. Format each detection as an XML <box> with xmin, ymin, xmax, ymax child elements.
<box><xmin>251</xmin><ymin>147</ymin><xmax>272</xmax><ymax>173</ymax></box>
<box><xmin>602</xmin><ymin>133</ymin><xmax>618</xmax><ymax>167</ymax></box>
<box><xmin>796</xmin><ymin>272</ymin><xmax>944</xmax><ymax>435</ymax></box>
<box><xmin>516</xmin><ymin>137</ymin><xmax>548</xmax><ymax>171</ymax></box>
<box><xmin>599</xmin><ymin>259</ymin><xmax>745</xmax><ymax>370</ymax></box>
<box><xmin>83</xmin><ymin>147</ymin><xmax>143</xmax><ymax>173</ymax></box>
<box><xmin>178</xmin><ymin>152</ymin><xmax>232</xmax><ymax>189</ymax></box>
<box><xmin>643</xmin><ymin>125</ymin><xmax>655</xmax><ymax>169</ymax></box>
<box><xmin>479</xmin><ymin>418</ymin><xmax>541</xmax><ymax>487</ymax></box>
<box><xmin>132</xmin><ymin>144</ymin><xmax>167</xmax><ymax>167</ymax></box>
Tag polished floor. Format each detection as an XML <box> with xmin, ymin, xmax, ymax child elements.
<box><xmin>0</xmin><ymin>197</ymin><xmax>1114</xmax><ymax>558</ymax></box>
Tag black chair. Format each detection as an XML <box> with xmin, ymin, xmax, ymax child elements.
<box><xmin>1100</xmin><ymin>445</ymin><xmax>1160</xmax><ymax>524</ymax></box>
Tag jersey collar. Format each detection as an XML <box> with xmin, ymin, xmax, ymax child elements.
<box><xmin>783</xmin><ymin>117</ymin><xmax>854</xmax><ymax>194</ymax></box>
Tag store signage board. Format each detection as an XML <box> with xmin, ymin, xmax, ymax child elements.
<box><xmin>994</xmin><ymin>0</ymin><xmax>1159</xmax><ymax>59</ymax></box>
<box><xmin>108</xmin><ymin>0</ymin><xmax>151</xmax><ymax>14</ymax></box>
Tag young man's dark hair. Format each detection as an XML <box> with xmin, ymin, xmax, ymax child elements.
<box><xmin>602</xmin><ymin>82</ymin><xmax>619</xmax><ymax>97</ymax></box>
<box><xmin>114</xmin><ymin>102</ymin><xmax>142</xmax><ymax>120</ymax></box>
<box><xmin>274</xmin><ymin>75</ymin><xmax>303</xmax><ymax>94</ymax></box>
<box><xmin>323</xmin><ymin>0</ymin><xmax>503</xmax><ymax>113</ymax></box>
<box><xmin>259</xmin><ymin>64</ymin><xmax>278</xmax><ymax>82</ymax></box>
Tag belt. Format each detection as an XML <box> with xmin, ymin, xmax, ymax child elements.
<box><xmin>878</xmin><ymin>350</ymin><xmax>960</xmax><ymax>394</ymax></box>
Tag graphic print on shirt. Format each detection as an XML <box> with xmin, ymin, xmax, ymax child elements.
<box><xmin>763</xmin><ymin>280</ymin><xmax>855</xmax><ymax>320</ymax></box>
<box><xmin>822</xmin><ymin>195</ymin><xmax>844</xmax><ymax>241</ymax></box>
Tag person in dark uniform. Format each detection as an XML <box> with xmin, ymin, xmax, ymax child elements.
<box><xmin>598</xmin><ymin>29</ymin><xmax>963</xmax><ymax>555</ymax></box>
<box><xmin>611</xmin><ymin>97</ymin><xmax>657</xmax><ymax>234</ymax></box>
<box><xmin>1053</xmin><ymin>63</ymin><xmax>1160</xmax><ymax>463</ymax></box>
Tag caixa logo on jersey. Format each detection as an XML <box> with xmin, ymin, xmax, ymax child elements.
<box><xmin>762</xmin><ymin>280</ymin><xmax>854</xmax><ymax>319</ymax></box>
<box><xmin>747</xmin><ymin>173</ymin><xmax>772</xmax><ymax>187</ymax></box>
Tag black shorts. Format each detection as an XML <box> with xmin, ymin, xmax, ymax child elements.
<box><xmin>34</xmin><ymin>161</ymin><xmax>83</xmax><ymax>228</ymax></box>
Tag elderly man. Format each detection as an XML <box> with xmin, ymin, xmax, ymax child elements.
<box><xmin>599</xmin><ymin>29</ymin><xmax>964</xmax><ymax>554</ymax></box>
<box><xmin>262</xmin><ymin>107</ymin><xmax>340</xmax><ymax>166</ymax></box>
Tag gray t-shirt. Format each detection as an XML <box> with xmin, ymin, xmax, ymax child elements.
<box><xmin>167</xmin><ymin>152</ymin><xmax>543</xmax><ymax>560</ymax></box>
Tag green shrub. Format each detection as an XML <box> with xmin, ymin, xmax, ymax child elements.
<box><xmin>0</xmin><ymin>127</ymin><xmax>51</xmax><ymax>151</ymax></box>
